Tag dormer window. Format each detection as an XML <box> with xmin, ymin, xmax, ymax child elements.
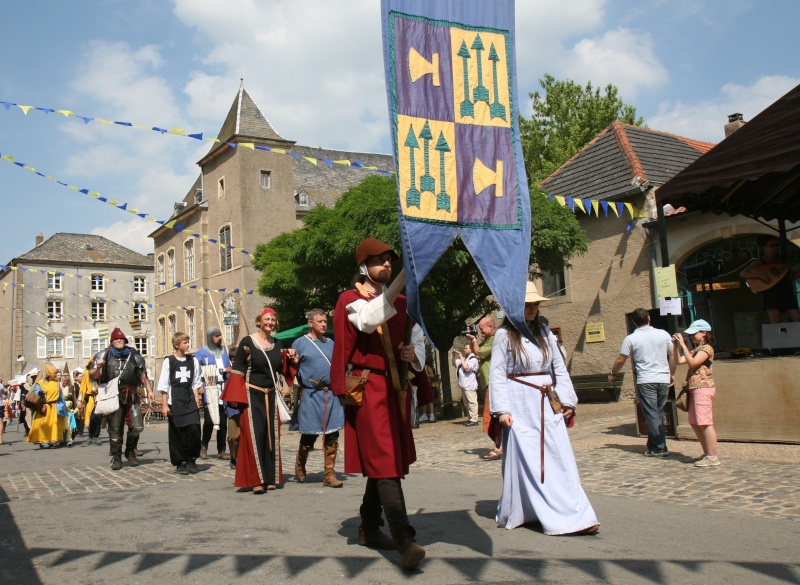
<box><xmin>296</xmin><ymin>191</ymin><xmax>309</xmax><ymax>206</ymax></box>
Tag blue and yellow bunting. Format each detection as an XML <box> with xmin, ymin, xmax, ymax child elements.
<box><xmin>545</xmin><ymin>194</ymin><xmax>647</xmax><ymax>220</ymax></box>
<box><xmin>0</xmin><ymin>150</ymin><xmax>253</xmax><ymax>256</ymax></box>
<box><xmin>0</xmin><ymin>99</ymin><xmax>393</xmax><ymax>177</ymax></box>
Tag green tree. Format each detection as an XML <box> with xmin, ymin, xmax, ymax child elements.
<box><xmin>252</xmin><ymin>175</ymin><xmax>587</xmax><ymax>399</ymax></box>
<box><xmin>521</xmin><ymin>74</ymin><xmax>644</xmax><ymax>188</ymax></box>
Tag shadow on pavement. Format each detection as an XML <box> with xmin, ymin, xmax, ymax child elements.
<box><xmin>15</xmin><ymin>546</ymin><xmax>800</xmax><ymax>583</ymax></box>
<box><xmin>602</xmin><ymin>422</ymin><xmax>639</xmax><ymax>437</ymax></box>
<box><xmin>0</xmin><ymin>484</ymin><xmax>44</xmax><ymax>584</ymax></box>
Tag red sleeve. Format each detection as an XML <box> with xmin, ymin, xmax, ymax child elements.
<box><xmin>330</xmin><ymin>290</ymin><xmax>360</xmax><ymax>396</ymax></box>
<box><xmin>281</xmin><ymin>351</ymin><xmax>297</xmax><ymax>387</ymax></box>
<box><xmin>220</xmin><ymin>372</ymin><xmax>249</xmax><ymax>406</ymax></box>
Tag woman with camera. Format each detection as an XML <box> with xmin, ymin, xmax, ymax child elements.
<box><xmin>672</xmin><ymin>319</ymin><xmax>719</xmax><ymax>467</ymax></box>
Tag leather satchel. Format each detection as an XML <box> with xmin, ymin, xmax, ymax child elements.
<box><xmin>342</xmin><ymin>369</ymin><xmax>369</xmax><ymax>407</ymax></box>
<box><xmin>545</xmin><ymin>385</ymin><xmax>561</xmax><ymax>414</ymax></box>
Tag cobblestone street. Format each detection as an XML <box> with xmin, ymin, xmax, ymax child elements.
<box><xmin>4</xmin><ymin>404</ymin><xmax>799</xmax><ymax>522</ymax></box>
<box><xmin>1</xmin><ymin>403</ymin><xmax>798</xmax><ymax>585</ymax></box>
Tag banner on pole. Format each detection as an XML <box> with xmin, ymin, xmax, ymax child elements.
<box><xmin>381</xmin><ymin>0</ymin><xmax>531</xmax><ymax>335</ymax></box>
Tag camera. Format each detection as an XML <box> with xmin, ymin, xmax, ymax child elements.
<box><xmin>460</xmin><ymin>324</ymin><xmax>478</xmax><ymax>336</ymax></box>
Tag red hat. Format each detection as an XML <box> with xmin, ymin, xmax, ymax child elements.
<box><xmin>355</xmin><ymin>238</ymin><xmax>398</xmax><ymax>266</ymax></box>
<box><xmin>110</xmin><ymin>327</ymin><xmax>127</xmax><ymax>342</ymax></box>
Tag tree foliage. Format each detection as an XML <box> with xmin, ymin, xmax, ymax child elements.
<box><xmin>252</xmin><ymin>174</ymin><xmax>587</xmax><ymax>349</ymax></box>
<box><xmin>520</xmin><ymin>74</ymin><xmax>644</xmax><ymax>188</ymax></box>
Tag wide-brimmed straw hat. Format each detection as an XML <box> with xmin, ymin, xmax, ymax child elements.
<box><xmin>525</xmin><ymin>281</ymin><xmax>549</xmax><ymax>303</ymax></box>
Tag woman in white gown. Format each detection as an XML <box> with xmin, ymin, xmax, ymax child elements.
<box><xmin>489</xmin><ymin>282</ymin><xmax>599</xmax><ymax>535</ymax></box>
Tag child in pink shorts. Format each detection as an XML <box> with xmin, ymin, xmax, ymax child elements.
<box><xmin>672</xmin><ymin>319</ymin><xmax>720</xmax><ymax>467</ymax></box>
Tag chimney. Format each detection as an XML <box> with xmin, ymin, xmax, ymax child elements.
<box><xmin>724</xmin><ymin>113</ymin><xmax>745</xmax><ymax>137</ymax></box>
<box><xmin>35</xmin><ymin>232</ymin><xmax>44</xmax><ymax>247</ymax></box>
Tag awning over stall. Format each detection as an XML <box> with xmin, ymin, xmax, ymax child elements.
<box><xmin>657</xmin><ymin>83</ymin><xmax>800</xmax><ymax>223</ymax></box>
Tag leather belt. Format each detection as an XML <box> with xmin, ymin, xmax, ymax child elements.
<box><xmin>507</xmin><ymin>371</ymin><xmax>552</xmax><ymax>484</ymax></box>
<box><xmin>246</xmin><ymin>383</ymin><xmax>276</xmax><ymax>394</ymax></box>
<box><xmin>353</xmin><ymin>367</ymin><xmax>390</xmax><ymax>378</ymax></box>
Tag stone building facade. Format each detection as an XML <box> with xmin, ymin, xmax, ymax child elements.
<box><xmin>534</xmin><ymin>120</ymin><xmax>797</xmax><ymax>399</ymax></box>
<box><xmin>149</xmin><ymin>83</ymin><xmax>393</xmax><ymax>366</ymax></box>
<box><xmin>534</xmin><ymin>123</ymin><xmax>716</xmax><ymax>398</ymax></box>
<box><xmin>0</xmin><ymin>233</ymin><xmax>155</xmax><ymax>380</ymax></box>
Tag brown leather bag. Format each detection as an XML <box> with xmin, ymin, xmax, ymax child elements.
<box><xmin>342</xmin><ymin>369</ymin><xmax>370</xmax><ymax>407</ymax></box>
<box><xmin>545</xmin><ymin>385</ymin><xmax>561</xmax><ymax>414</ymax></box>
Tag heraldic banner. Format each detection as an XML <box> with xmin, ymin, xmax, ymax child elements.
<box><xmin>381</xmin><ymin>0</ymin><xmax>531</xmax><ymax>335</ymax></box>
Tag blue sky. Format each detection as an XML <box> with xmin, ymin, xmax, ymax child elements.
<box><xmin>0</xmin><ymin>0</ymin><xmax>797</xmax><ymax>263</ymax></box>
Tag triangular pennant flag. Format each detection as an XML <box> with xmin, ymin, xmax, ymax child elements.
<box><xmin>623</xmin><ymin>202</ymin><xmax>633</xmax><ymax>219</ymax></box>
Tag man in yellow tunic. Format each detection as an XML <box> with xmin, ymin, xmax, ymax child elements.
<box><xmin>26</xmin><ymin>364</ymin><xmax>62</xmax><ymax>448</ymax></box>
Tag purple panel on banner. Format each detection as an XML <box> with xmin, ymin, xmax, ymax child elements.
<box><xmin>393</xmin><ymin>17</ymin><xmax>455</xmax><ymax>122</ymax></box>
<box><xmin>455</xmin><ymin>123</ymin><xmax>517</xmax><ymax>226</ymax></box>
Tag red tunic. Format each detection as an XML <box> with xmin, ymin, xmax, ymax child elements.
<box><xmin>331</xmin><ymin>288</ymin><xmax>431</xmax><ymax>478</ymax></box>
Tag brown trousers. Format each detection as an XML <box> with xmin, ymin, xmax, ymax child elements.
<box><xmin>227</xmin><ymin>413</ymin><xmax>240</xmax><ymax>460</ymax></box>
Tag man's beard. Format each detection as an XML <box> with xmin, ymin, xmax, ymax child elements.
<box><xmin>367</xmin><ymin>266</ymin><xmax>391</xmax><ymax>284</ymax></box>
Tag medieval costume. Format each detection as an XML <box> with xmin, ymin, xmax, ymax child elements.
<box><xmin>489</xmin><ymin>316</ymin><xmax>598</xmax><ymax>534</ymax></box>
<box><xmin>77</xmin><ymin>359</ymin><xmax>102</xmax><ymax>445</ymax></box>
<box><xmin>26</xmin><ymin>365</ymin><xmax>62</xmax><ymax>447</ymax></box>
<box><xmin>158</xmin><ymin>353</ymin><xmax>203</xmax><ymax>473</ymax></box>
<box><xmin>291</xmin><ymin>331</ymin><xmax>344</xmax><ymax>486</ymax></box>
<box><xmin>89</xmin><ymin>328</ymin><xmax>152</xmax><ymax>469</ymax></box>
<box><xmin>330</xmin><ymin>238</ymin><xmax>433</xmax><ymax>570</ymax></box>
<box><xmin>220</xmin><ymin>335</ymin><xmax>295</xmax><ymax>490</ymax></box>
<box><xmin>195</xmin><ymin>327</ymin><xmax>232</xmax><ymax>460</ymax></box>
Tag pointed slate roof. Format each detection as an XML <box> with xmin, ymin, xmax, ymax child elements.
<box><xmin>215</xmin><ymin>84</ymin><xmax>288</xmax><ymax>144</ymax></box>
<box><xmin>539</xmin><ymin>122</ymin><xmax>716</xmax><ymax>200</ymax></box>
<box><xmin>15</xmin><ymin>233</ymin><xmax>153</xmax><ymax>268</ymax></box>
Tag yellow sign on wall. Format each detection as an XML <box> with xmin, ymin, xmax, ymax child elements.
<box><xmin>586</xmin><ymin>322</ymin><xmax>605</xmax><ymax>343</ymax></box>
<box><xmin>654</xmin><ymin>265</ymin><xmax>679</xmax><ymax>298</ymax></box>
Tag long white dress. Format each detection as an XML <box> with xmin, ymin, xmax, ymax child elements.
<box><xmin>489</xmin><ymin>325</ymin><xmax>598</xmax><ymax>534</ymax></box>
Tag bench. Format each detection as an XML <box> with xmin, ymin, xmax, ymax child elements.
<box><xmin>571</xmin><ymin>373</ymin><xmax>624</xmax><ymax>402</ymax></box>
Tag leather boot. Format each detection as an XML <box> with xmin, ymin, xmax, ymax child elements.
<box><xmin>295</xmin><ymin>443</ymin><xmax>312</xmax><ymax>483</ymax></box>
<box><xmin>358</xmin><ymin>521</ymin><xmax>396</xmax><ymax>550</ymax></box>
<box><xmin>393</xmin><ymin>526</ymin><xmax>425</xmax><ymax>570</ymax></box>
<box><xmin>323</xmin><ymin>442</ymin><xmax>343</xmax><ymax>488</ymax></box>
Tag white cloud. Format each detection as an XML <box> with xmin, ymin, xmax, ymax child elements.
<box><xmin>91</xmin><ymin>219</ymin><xmax>155</xmax><ymax>256</ymax></box>
<box><xmin>59</xmin><ymin>39</ymin><xmax>203</xmax><ymax>219</ymax></box>
<box><xmin>560</xmin><ymin>28</ymin><xmax>669</xmax><ymax>99</ymax></box>
<box><xmin>174</xmin><ymin>0</ymin><xmax>388</xmax><ymax>151</ymax></box>
<box><xmin>170</xmin><ymin>0</ymin><xmax>621</xmax><ymax>152</ymax></box>
<box><xmin>648</xmin><ymin>75</ymin><xmax>800</xmax><ymax>142</ymax></box>
<box><xmin>69</xmin><ymin>40</ymin><xmax>178</xmax><ymax>122</ymax></box>
<box><xmin>515</xmin><ymin>0</ymin><xmax>607</xmax><ymax>91</ymax></box>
